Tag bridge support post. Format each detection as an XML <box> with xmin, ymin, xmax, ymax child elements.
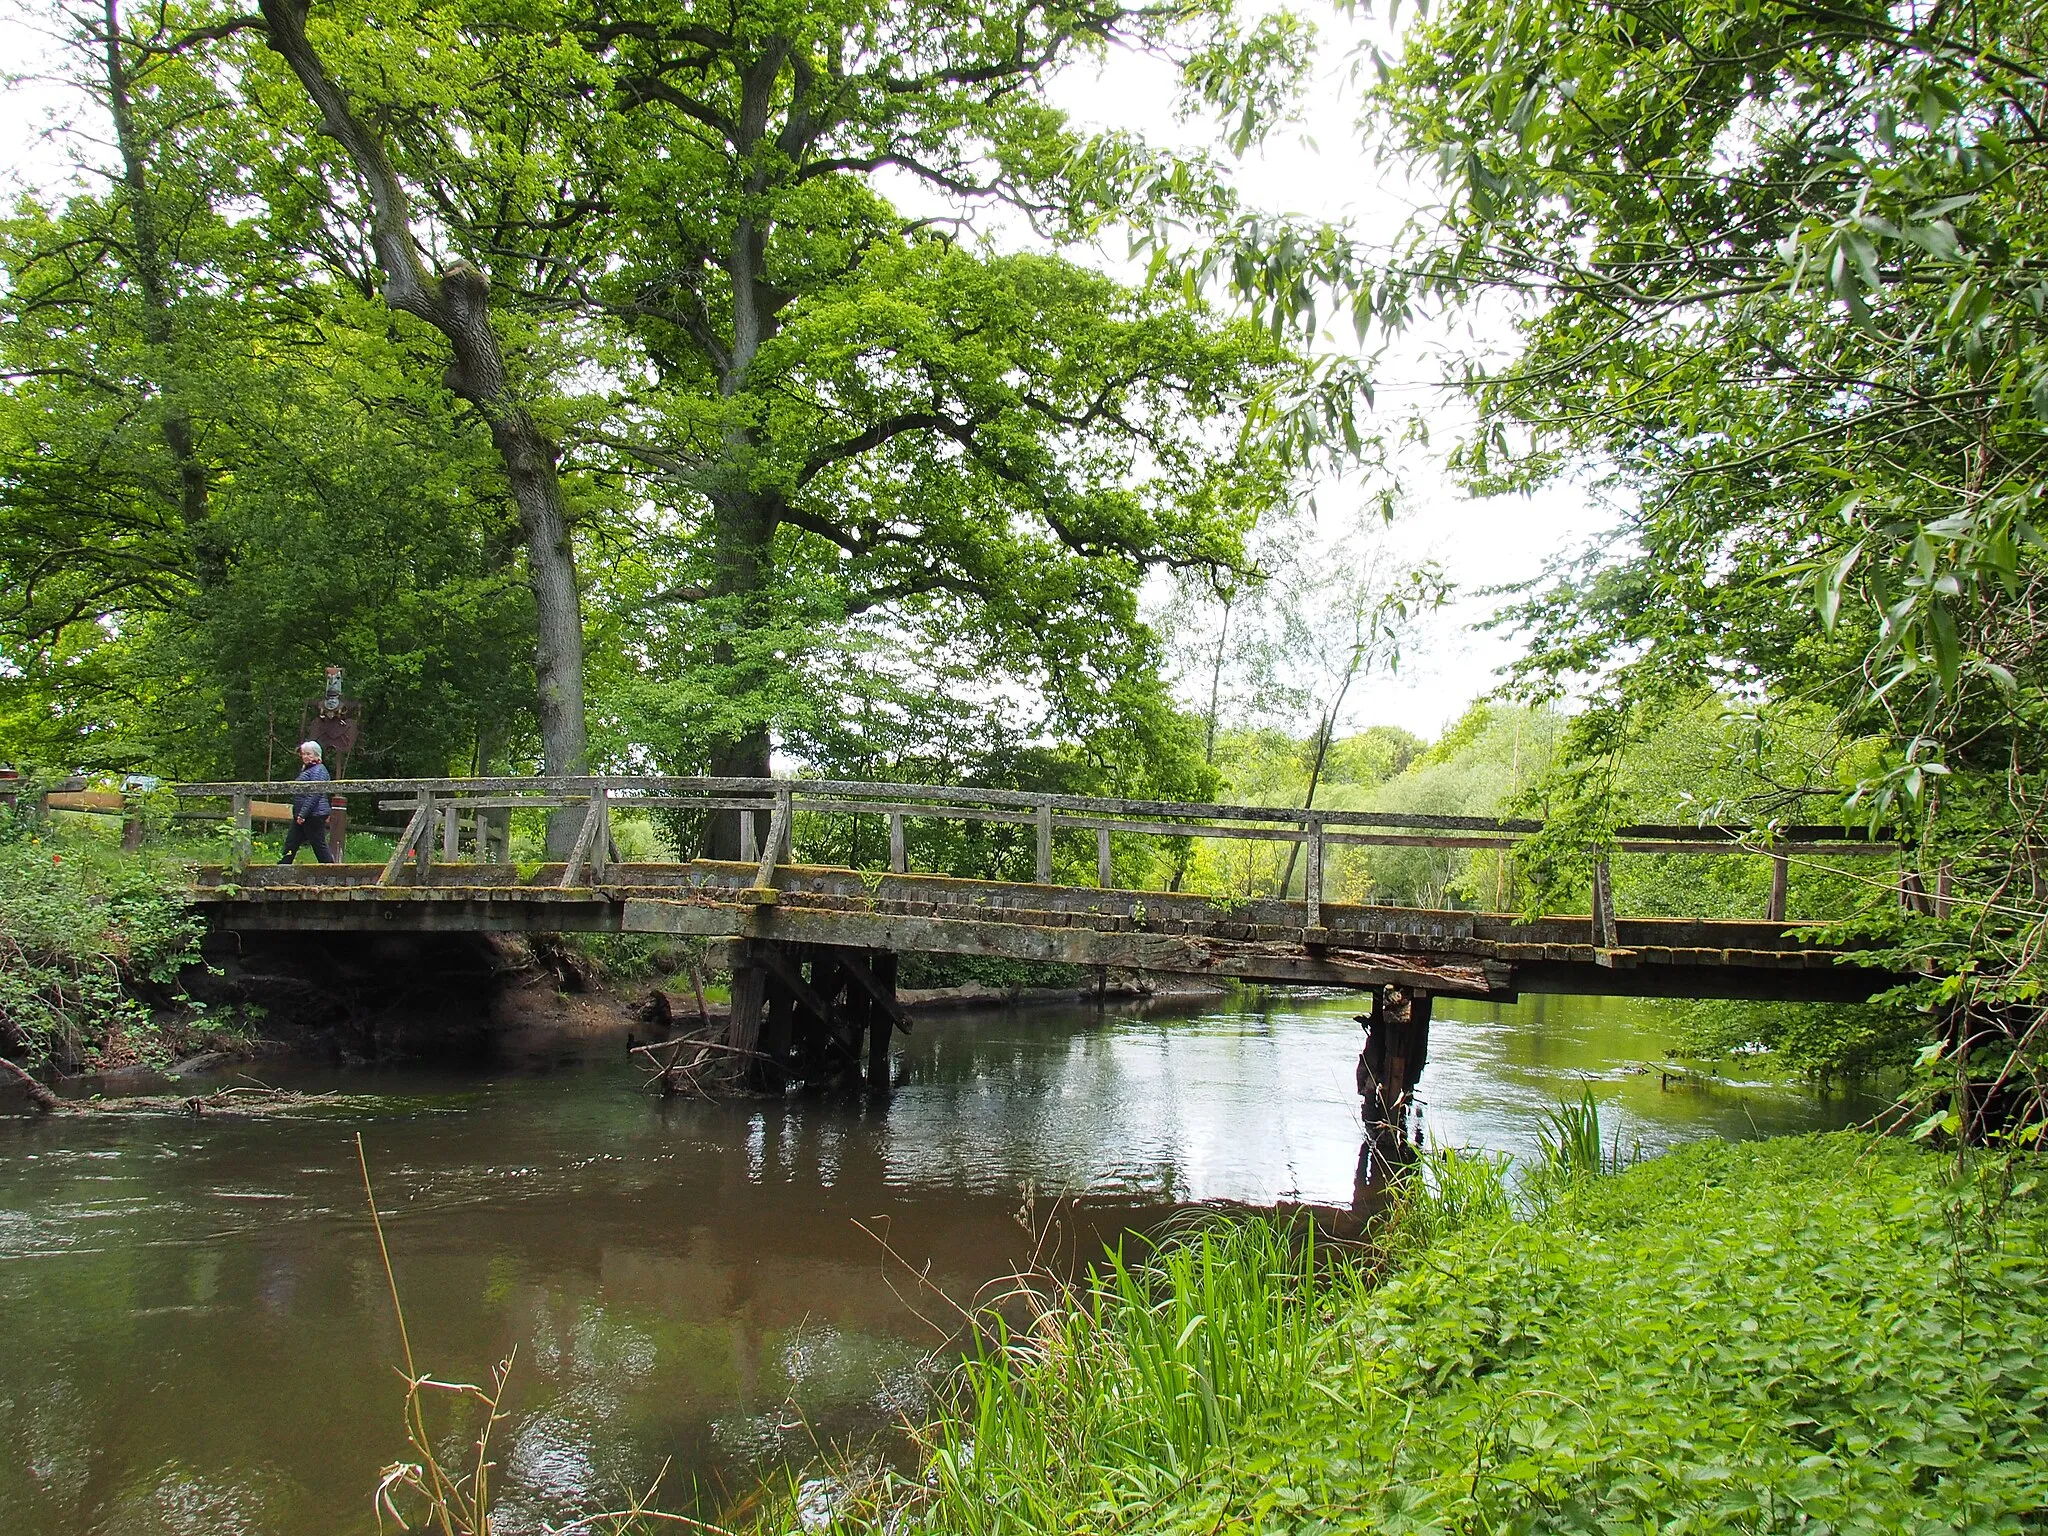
<box><xmin>1035</xmin><ymin>798</ymin><xmax>1053</xmax><ymax>884</ymax></box>
<box><xmin>727</xmin><ymin>949</ymin><xmax>768</xmax><ymax>1060</ymax></box>
<box><xmin>864</xmin><ymin>951</ymin><xmax>898</xmax><ymax>1091</ymax></box>
<box><xmin>889</xmin><ymin>812</ymin><xmax>906</xmax><ymax>874</ymax></box>
<box><xmin>1768</xmin><ymin>853</ymin><xmax>1788</xmax><ymax>923</ymax></box>
<box><xmin>1357</xmin><ymin>985</ymin><xmax>1433</xmax><ymax>1145</ymax></box>
<box><xmin>1590</xmin><ymin>856</ymin><xmax>1617</xmax><ymax>948</ymax></box>
<box><xmin>1305</xmin><ymin>817</ymin><xmax>1324</xmax><ymax>929</ymax></box>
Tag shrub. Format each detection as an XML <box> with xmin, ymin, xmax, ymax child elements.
<box><xmin>0</xmin><ymin>807</ymin><xmax>206</xmax><ymax>1069</ymax></box>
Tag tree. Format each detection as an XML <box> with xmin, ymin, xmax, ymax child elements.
<box><xmin>0</xmin><ymin>2</ymin><xmax>540</xmax><ymax>776</ymax></box>
<box><xmin>254</xmin><ymin>0</ymin><xmax>602</xmax><ymax>792</ymax></box>
<box><xmin>1353</xmin><ymin>0</ymin><xmax>2048</xmax><ymax>1126</ymax></box>
<box><xmin>572</xmin><ymin>0</ymin><xmax>1314</xmax><ymax>850</ymax></box>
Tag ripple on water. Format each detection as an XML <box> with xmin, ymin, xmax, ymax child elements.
<box><xmin>85</xmin><ymin>1461</ymin><xmax>305</xmax><ymax>1536</ymax></box>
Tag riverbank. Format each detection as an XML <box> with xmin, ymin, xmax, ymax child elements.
<box><xmin>810</xmin><ymin>1132</ymin><xmax>2048</xmax><ymax>1534</ymax></box>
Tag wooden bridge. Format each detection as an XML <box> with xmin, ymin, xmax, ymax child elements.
<box><xmin>174</xmin><ymin>774</ymin><xmax>1904</xmax><ymax>1122</ymax></box>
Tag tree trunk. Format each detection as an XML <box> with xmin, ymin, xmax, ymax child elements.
<box><xmin>258</xmin><ymin>0</ymin><xmax>589</xmax><ymax>832</ymax></box>
<box><xmin>700</xmin><ymin>483</ymin><xmax>777</xmax><ymax>859</ymax></box>
<box><xmin>102</xmin><ymin>0</ymin><xmax>210</xmax><ymax>564</ymax></box>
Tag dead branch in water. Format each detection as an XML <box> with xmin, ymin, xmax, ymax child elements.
<box><xmin>631</xmin><ymin>1034</ymin><xmax>750</xmax><ymax>1098</ymax></box>
<box><xmin>0</xmin><ymin>1055</ymin><xmax>60</xmax><ymax>1112</ymax></box>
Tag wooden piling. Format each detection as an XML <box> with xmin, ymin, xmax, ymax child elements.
<box><xmin>727</xmin><ymin>955</ymin><xmax>768</xmax><ymax>1058</ymax></box>
<box><xmin>865</xmin><ymin>951</ymin><xmax>898</xmax><ymax>1090</ymax></box>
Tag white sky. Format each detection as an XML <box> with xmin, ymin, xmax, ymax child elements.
<box><xmin>0</xmin><ymin>3</ymin><xmax>1614</xmax><ymax>743</ymax></box>
<box><xmin>1037</xmin><ymin>19</ymin><xmax>1612</xmax><ymax>739</ymax></box>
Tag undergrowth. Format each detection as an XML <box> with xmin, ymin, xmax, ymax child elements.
<box><xmin>791</xmin><ymin>1129</ymin><xmax>2048</xmax><ymax>1535</ymax></box>
<box><xmin>0</xmin><ymin>805</ymin><xmax>213</xmax><ymax>1072</ymax></box>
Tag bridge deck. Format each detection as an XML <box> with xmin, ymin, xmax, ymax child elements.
<box><xmin>192</xmin><ymin>860</ymin><xmax>1893</xmax><ymax>1003</ymax></box>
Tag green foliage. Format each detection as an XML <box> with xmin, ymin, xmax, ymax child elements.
<box><xmin>894</xmin><ymin>955</ymin><xmax>1086</xmax><ymax>992</ymax></box>
<box><xmin>928</xmin><ymin>1218</ymin><xmax>1329</xmax><ymax>1527</ymax></box>
<box><xmin>909</xmin><ymin>1135</ymin><xmax>2048</xmax><ymax>1535</ymax></box>
<box><xmin>0</xmin><ymin>809</ymin><xmax>206</xmax><ymax>1070</ymax></box>
<box><xmin>1349</xmin><ymin>0</ymin><xmax>2048</xmax><ymax>1112</ymax></box>
<box><xmin>1673</xmin><ymin>998</ymin><xmax>1923</xmax><ymax>1088</ymax></box>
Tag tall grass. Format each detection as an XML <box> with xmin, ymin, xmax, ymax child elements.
<box><xmin>922</xmin><ymin>1219</ymin><xmax>1346</xmax><ymax>1533</ymax></box>
<box><xmin>1536</xmin><ymin>1088</ymin><xmax>1637</xmax><ymax>1182</ymax></box>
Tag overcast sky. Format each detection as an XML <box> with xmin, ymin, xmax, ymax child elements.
<box><xmin>0</xmin><ymin>2</ymin><xmax>1613</xmax><ymax>741</ymax></box>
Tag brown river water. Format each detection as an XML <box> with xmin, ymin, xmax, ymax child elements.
<box><xmin>0</xmin><ymin>990</ymin><xmax>1874</xmax><ymax>1535</ymax></box>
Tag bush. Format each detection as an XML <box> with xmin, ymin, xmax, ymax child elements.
<box><xmin>1672</xmin><ymin>997</ymin><xmax>1922</xmax><ymax>1087</ymax></box>
<box><xmin>0</xmin><ymin>806</ymin><xmax>207</xmax><ymax>1070</ymax></box>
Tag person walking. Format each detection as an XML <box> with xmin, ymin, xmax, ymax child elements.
<box><xmin>281</xmin><ymin>740</ymin><xmax>337</xmax><ymax>864</ymax></box>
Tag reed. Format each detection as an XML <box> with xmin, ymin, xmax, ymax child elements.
<box><xmin>918</xmin><ymin>1217</ymin><xmax>1352</xmax><ymax>1534</ymax></box>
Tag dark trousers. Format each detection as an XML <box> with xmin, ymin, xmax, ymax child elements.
<box><xmin>280</xmin><ymin>813</ymin><xmax>335</xmax><ymax>864</ymax></box>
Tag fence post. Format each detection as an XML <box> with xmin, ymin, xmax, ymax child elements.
<box><xmin>1036</xmin><ymin>798</ymin><xmax>1053</xmax><ymax>884</ymax></box>
<box><xmin>590</xmin><ymin>785</ymin><xmax>612</xmax><ymax>877</ymax></box>
<box><xmin>441</xmin><ymin>802</ymin><xmax>461</xmax><ymax>862</ymax></box>
<box><xmin>1591</xmin><ymin>854</ymin><xmax>1616</xmax><ymax>948</ymax></box>
<box><xmin>1305</xmin><ymin>816</ymin><xmax>1324</xmax><ymax>929</ymax></box>
<box><xmin>413</xmin><ymin>791</ymin><xmax>436</xmax><ymax>877</ymax></box>
<box><xmin>740</xmin><ymin>806</ymin><xmax>759</xmax><ymax>863</ymax></box>
<box><xmin>231</xmin><ymin>792</ymin><xmax>252</xmax><ymax>873</ymax></box>
<box><xmin>888</xmin><ymin>811</ymin><xmax>906</xmax><ymax>874</ymax></box>
<box><xmin>1096</xmin><ymin>826</ymin><xmax>1113</xmax><ymax>888</ymax></box>
<box><xmin>1767</xmin><ymin>852</ymin><xmax>1788</xmax><ymax>923</ymax></box>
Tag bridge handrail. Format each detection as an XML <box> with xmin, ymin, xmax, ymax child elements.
<box><xmin>167</xmin><ymin>773</ymin><xmax>1896</xmax><ymax>846</ymax></box>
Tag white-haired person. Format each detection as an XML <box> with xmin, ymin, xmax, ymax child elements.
<box><xmin>281</xmin><ymin>740</ymin><xmax>337</xmax><ymax>864</ymax></box>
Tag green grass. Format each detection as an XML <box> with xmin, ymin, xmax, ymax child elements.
<box><xmin>887</xmin><ymin>1135</ymin><xmax>2048</xmax><ymax>1535</ymax></box>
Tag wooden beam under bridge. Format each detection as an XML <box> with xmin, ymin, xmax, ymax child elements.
<box><xmin>189</xmin><ymin>860</ymin><xmax>1901</xmax><ymax>1003</ymax></box>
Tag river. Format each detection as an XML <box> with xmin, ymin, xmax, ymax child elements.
<box><xmin>0</xmin><ymin>989</ymin><xmax>1872</xmax><ymax>1535</ymax></box>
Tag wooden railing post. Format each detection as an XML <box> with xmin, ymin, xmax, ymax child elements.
<box><xmin>560</xmin><ymin>786</ymin><xmax>609</xmax><ymax>888</ymax></box>
<box><xmin>888</xmin><ymin>811</ymin><xmax>906</xmax><ymax>874</ymax></box>
<box><xmin>441</xmin><ymin>802</ymin><xmax>461</xmax><ymax>863</ymax></box>
<box><xmin>1591</xmin><ymin>854</ymin><xmax>1616</xmax><ymax>948</ymax></box>
<box><xmin>1767</xmin><ymin>852</ymin><xmax>1788</xmax><ymax>923</ymax></box>
<box><xmin>592</xmin><ymin>785</ymin><xmax>612</xmax><ymax>876</ymax></box>
<box><xmin>413</xmin><ymin>791</ymin><xmax>436</xmax><ymax>878</ymax></box>
<box><xmin>1036</xmin><ymin>798</ymin><xmax>1053</xmax><ymax>884</ymax></box>
<box><xmin>231</xmin><ymin>792</ymin><xmax>252</xmax><ymax>873</ymax></box>
<box><xmin>1305</xmin><ymin>816</ymin><xmax>1324</xmax><ymax>929</ymax></box>
<box><xmin>740</xmin><ymin>806</ymin><xmax>759</xmax><ymax>863</ymax></box>
<box><xmin>1096</xmin><ymin>826</ymin><xmax>1113</xmax><ymax>888</ymax></box>
<box><xmin>752</xmin><ymin>785</ymin><xmax>793</xmax><ymax>892</ymax></box>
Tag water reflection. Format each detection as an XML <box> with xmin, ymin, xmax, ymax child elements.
<box><xmin>0</xmin><ymin>990</ymin><xmax>1871</xmax><ymax>1534</ymax></box>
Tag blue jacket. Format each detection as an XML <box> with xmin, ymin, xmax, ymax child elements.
<box><xmin>293</xmin><ymin>763</ymin><xmax>332</xmax><ymax>819</ymax></box>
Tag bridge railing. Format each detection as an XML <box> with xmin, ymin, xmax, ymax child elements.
<box><xmin>170</xmin><ymin>774</ymin><xmax>1903</xmax><ymax>929</ymax></box>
